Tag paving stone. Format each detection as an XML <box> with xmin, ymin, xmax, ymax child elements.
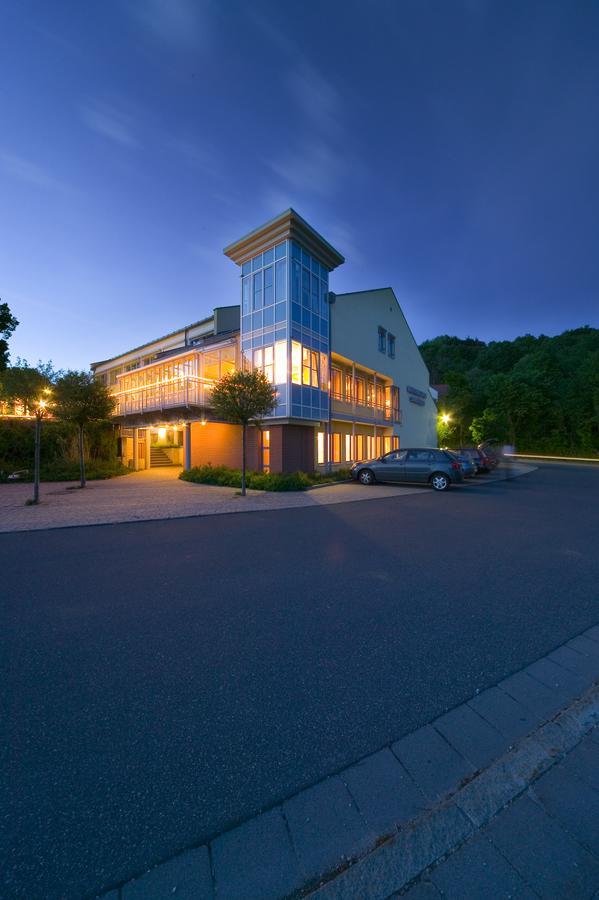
<box><xmin>467</xmin><ymin>687</ymin><xmax>535</xmax><ymax>745</ymax></box>
<box><xmin>549</xmin><ymin>644</ymin><xmax>599</xmax><ymax>681</ymax></box>
<box><xmin>428</xmin><ymin>831</ymin><xmax>537</xmax><ymax>899</ymax></box>
<box><xmin>532</xmin><ymin>763</ymin><xmax>599</xmax><ymax>856</ymax></box>
<box><xmin>525</xmin><ymin>656</ymin><xmax>588</xmax><ymax>703</ymax></box>
<box><xmin>455</xmin><ymin>755</ymin><xmax>527</xmax><ymax>828</ymax></box>
<box><xmin>499</xmin><ymin>669</ymin><xmax>566</xmax><ymax>722</ymax></box>
<box><xmin>122</xmin><ymin>847</ymin><xmax>213</xmax><ymax>899</ymax></box>
<box><xmin>283</xmin><ymin>775</ymin><xmax>374</xmax><ymax>880</ymax></box>
<box><xmin>561</xmin><ymin>734</ymin><xmax>599</xmax><ymax>791</ymax></box>
<box><xmin>568</xmin><ymin>634</ymin><xmax>599</xmax><ymax>661</ymax></box>
<box><xmin>434</xmin><ymin>703</ymin><xmax>506</xmax><ymax>771</ymax></box>
<box><xmin>342</xmin><ymin>748</ymin><xmax>427</xmax><ymax>835</ymax></box>
<box><xmin>392</xmin><ymin>725</ymin><xmax>472</xmax><ymax>803</ymax></box>
<box><xmin>397</xmin><ymin>878</ymin><xmax>442</xmax><ymax>898</ymax></box>
<box><xmin>486</xmin><ymin>793</ymin><xmax>599</xmax><ymax>898</ymax></box>
<box><xmin>211</xmin><ymin>808</ymin><xmax>302</xmax><ymax>900</ymax></box>
<box><xmin>584</xmin><ymin>625</ymin><xmax>599</xmax><ymax>644</ymax></box>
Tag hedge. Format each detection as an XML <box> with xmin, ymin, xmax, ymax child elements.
<box><xmin>180</xmin><ymin>464</ymin><xmax>352</xmax><ymax>492</ymax></box>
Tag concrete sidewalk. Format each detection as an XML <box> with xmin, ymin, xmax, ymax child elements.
<box><xmin>99</xmin><ymin>623</ymin><xmax>599</xmax><ymax>900</ymax></box>
<box><xmin>0</xmin><ymin>463</ymin><xmax>534</xmax><ymax>533</ymax></box>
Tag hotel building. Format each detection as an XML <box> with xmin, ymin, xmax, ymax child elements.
<box><xmin>91</xmin><ymin>210</ymin><xmax>438</xmax><ymax>473</ymax></box>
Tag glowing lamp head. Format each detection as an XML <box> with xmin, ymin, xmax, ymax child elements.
<box><xmin>158</xmin><ymin>426</ymin><xmax>167</xmax><ymax>440</ymax></box>
<box><xmin>440</xmin><ymin>413</ymin><xmax>451</xmax><ymax>425</ymax></box>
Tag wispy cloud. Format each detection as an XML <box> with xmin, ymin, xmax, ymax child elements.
<box><xmin>0</xmin><ymin>151</ymin><xmax>68</xmax><ymax>192</ymax></box>
<box><xmin>81</xmin><ymin>101</ymin><xmax>138</xmax><ymax>147</ymax></box>
<box><xmin>130</xmin><ymin>0</ymin><xmax>207</xmax><ymax>47</ymax></box>
<box><xmin>166</xmin><ymin>137</ymin><xmax>220</xmax><ymax>176</ymax></box>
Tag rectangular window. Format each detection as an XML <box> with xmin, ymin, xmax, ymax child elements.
<box><xmin>355</xmin><ymin>377</ymin><xmax>365</xmax><ymax>404</ymax></box>
<box><xmin>331</xmin><ymin>433</ymin><xmax>341</xmax><ymax>463</ymax></box>
<box><xmin>319</xmin><ymin>352</ymin><xmax>328</xmax><ymax>390</ymax></box>
<box><xmin>291</xmin><ymin>341</ymin><xmax>302</xmax><ymax>384</ymax></box>
<box><xmin>367</xmin><ymin>381</ymin><xmax>375</xmax><ymax>406</ymax></box>
<box><xmin>292</xmin><ymin>260</ymin><xmax>301</xmax><ymax>302</ymax></box>
<box><xmin>376</xmin><ymin>384</ymin><xmax>384</xmax><ymax>409</ymax></box>
<box><xmin>252</xmin><ymin>254</ymin><xmax>263</xmax><ymax>271</ymax></box>
<box><xmin>384</xmin><ymin>436</ymin><xmax>392</xmax><ymax>454</ymax></box>
<box><xmin>262</xmin><ymin>429</ymin><xmax>270</xmax><ymax>472</ymax></box>
<box><xmin>317</xmin><ymin>431</ymin><xmax>325</xmax><ymax>465</ymax></box>
<box><xmin>392</xmin><ymin>436</ymin><xmax>400</xmax><ymax>450</ymax></box>
<box><xmin>263</xmin><ymin>345</ymin><xmax>274</xmax><ymax>382</ymax></box>
<box><xmin>387</xmin><ymin>333</ymin><xmax>396</xmax><ymax>357</ymax></box>
<box><xmin>344</xmin><ymin>372</ymin><xmax>353</xmax><ymax>402</ymax></box>
<box><xmin>376</xmin><ymin>435</ymin><xmax>383</xmax><ymax>457</ymax></box>
<box><xmin>253</xmin><ymin>272</ymin><xmax>263</xmax><ymax>309</ymax></box>
<box><xmin>302</xmin><ymin>347</ymin><xmax>319</xmax><ymax>387</ymax></box>
<box><xmin>242</xmin><ymin>277</ymin><xmax>251</xmax><ymax>315</ymax></box>
<box><xmin>378</xmin><ymin>326</ymin><xmax>386</xmax><ymax>353</ymax></box>
<box><xmin>311</xmin><ymin>274</ymin><xmax>320</xmax><ymax>313</ymax></box>
<box><xmin>263</xmin><ymin>248</ymin><xmax>274</xmax><ymax>265</ymax></box>
<box><xmin>356</xmin><ymin>434</ymin><xmax>364</xmax><ymax>460</ymax></box>
<box><xmin>331</xmin><ymin>367</ymin><xmax>342</xmax><ymax>399</ymax></box>
<box><xmin>366</xmin><ymin>435</ymin><xmax>374</xmax><ymax>458</ymax></box>
<box><xmin>264</xmin><ymin>266</ymin><xmax>274</xmax><ymax>305</ymax></box>
<box><xmin>274</xmin><ymin>340</ymin><xmax>287</xmax><ymax>384</ymax></box>
<box><xmin>345</xmin><ymin>434</ymin><xmax>353</xmax><ymax>462</ymax></box>
<box><xmin>275</xmin><ymin>259</ymin><xmax>286</xmax><ymax>300</ymax></box>
<box><xmin>302</xmin><ymin>267</ymin><xmax>311</xmax><ymax>307</ymax></box>
<box><xmin>320</xmin><ymin>280</ymin><xmax>328</xmax><ymax>317</ymax></box>
<box><xmin>253</xmin><ymin>348</ymin><xmax>263</xmax><ymax>371</ymax></box>
<box><xmin>275</xmin><ymin>241</ymin><xmax>286</xmax><ymax>260</ymax></box>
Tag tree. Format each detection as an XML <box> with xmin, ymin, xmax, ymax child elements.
<box><xmin>0</xmin><ymin>362</ymin><xmax>52</xmax><ymax>415</ymax></box>
<box><xmin>209</xmin><ymin>369</ymin><xmax>277</xmax><ymax>496</ymax></box>
<box><xmin>0</xmin><ymin>301</ymin><xmax>19</xmax><ymax>372</ymax></box>
<box><xmin>53</xmin><ymin>372</ymin><xmax>116</xmax><ymax>488</ymax></box>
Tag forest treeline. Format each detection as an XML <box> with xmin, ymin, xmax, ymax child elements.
<box><xmin>419</xmin><ymin>327</ymin><xmax>599</xmax><ymax>456</ymax></box>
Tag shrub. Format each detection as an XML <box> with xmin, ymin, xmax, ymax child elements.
<box><xmin>180</xmin><ymin>464</ymin><xmax>350</xmax><ymax>492</ymax></box>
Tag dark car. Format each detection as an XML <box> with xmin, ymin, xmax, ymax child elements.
<box><xmin>446</xmin><ymin>449</ymin><xmax>477</xmax><ymax>478</ymax></box>
<box><xmin>351</xmin><ymin>448</ymin><xmax>464</xmax><ymax>491</ymax></box>
<box><xmin>457</xmin><ymin>447</ymin><xmax>493</xmax><ymax>474</ymax></box>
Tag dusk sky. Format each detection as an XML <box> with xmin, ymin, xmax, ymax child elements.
<box><xmin>2</xmin><ymin>0</ymin><xmax>598</xmax><ymax>371</ymax></box>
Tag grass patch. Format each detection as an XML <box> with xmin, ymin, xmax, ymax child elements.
<box><xmin>0</xmin><ymin>461</ymin><xmax>131</xmax><ymax>483</ymax></box>
<box><xmin>180</xmin><ymin>464</ymin><xmax>352</xmax><ymax>492</ymax></box>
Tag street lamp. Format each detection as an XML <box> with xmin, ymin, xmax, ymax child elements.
<box><xmin>440</xmin><ymin>412</ymin><xmax>451</xmax><ymax>425</ymax></box>
<box><xmin>32</xmin><ymin>397</ymin><xmax>49</xmax><ymax>505</ymax></box>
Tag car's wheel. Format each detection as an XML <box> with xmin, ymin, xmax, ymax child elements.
<box><xmin>430</xmin><ymin>472</ymin><xmax>450</xmax><ymax>491</ymax></box>
<box><xmin>358</xmin><ymin>468</ymin><xmax>375</xmax><ymax>486</ymax></box>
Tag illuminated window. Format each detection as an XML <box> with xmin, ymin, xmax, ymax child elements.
<box><xmin>392</xmin><ymin>436</ymin><xmax>400</xmax><ymax>450</ymax></box>
<box><xmin>253</xmin><ymin>348</ymin><xmax>263</xmax><ymax>371</ymax></box>
<box><xmin>345</xmin><ymin>372</ymin><xmax>353</xmax><ymax>401</ymax></box>
<box><xmin>355</xmin><ymin>377</ymin><xmax>365</xmax><ymax>404</ymax></box>
<box><xmin>317</xmin><ymin>431</ymin><xmax>325</xmax><ymax>465</ymax></box>
<box><xmin>367</xmin><ymin>381</ymin><xmax>375</xmax><ymax>406</ymax></box>
<box><xmin>331</xmin><ymin>433</ymin><xmax>341</xmax><ymax>463</ymax></box>
<box><xmin>345</xmin><ymin>434</ymin><xmax>353</xmax><ymax>462</ymax></box>
<box><xmin>302</xmin><ymin>347</ymin><xmax>319</xmax><ymax>387</ymax></box>
<box><xmin>356</xmin><ymin>434</ymin><xmax>364</xmax><ymax>460</ymax></box>
<box><xmin>263</xmin><ymin>346</ymin><xmax>274</xmax><ymax>383</ymax></box>
<box><xmin>274</xmin><ymin>340</ymin><xmax>287</xmax><ymax>384</ymax></box>
<box><xmin>291</xmin><ymin>341</ymin><xmax>301</xmax><ymax>384</ymax></box>
<box><xmin>262</xmin><ymin>430</ymin><xmax>270</xmax><ymax>472</ymax></box>
<box><xmin>376</xmin><ymin>384</ymin><xmax>384</xmax><ymax>408</ymax></box>
<box><xmin>366</xmin><ymin>435</ymin><xmax>374</xmax><ymax>458</ymax></box>
<box><xmin>376</xmin><ymin>435</ymin><xmax>383</xmax><ymax>457</ymax></box>
<box><xmin>319</xmin><ymin>353</ymin><xmax>328</xmax><ymax>390</ymax></box>
<box><xmin>384</xmin><ymin>436</ymin><xmax>392</xmax><ymax>454</ymax></box>
<box><xmin>331</xmin><ymin>367</ymin><xmax>342</xmax><ymax>399</ymax></box>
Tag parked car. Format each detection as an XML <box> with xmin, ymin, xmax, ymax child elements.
<box><xmin>351</xmin><ymin>448</ymin><xmax>464</xmax><ymax>491</ymax></box>
<box><xmin>445</xmin><ymin>449</ymin><xmax>477</xmax><ymax>478</ymax></box>
<box><xmin>457</xmin><ymin>448</ymin><xmax>493</xmax><ymax>474</ymax></box>
<box><xmin>477</xmin><ymin>440</ymin><xmax>500</xmax><ymax>468</ymax></box>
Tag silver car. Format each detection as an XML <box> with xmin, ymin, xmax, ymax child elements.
<box><xmin>351</xmin><ymin>448</ymin><xmax>464</xmax><ymax>491</ymax></box>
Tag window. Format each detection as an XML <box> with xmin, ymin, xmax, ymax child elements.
<box><xmin>384</xmin><ymin>436</ymin><xmax>392</xmax><ymax>454</ymax></box>
<box><xmin>391</xmin><ymin>386</ymin><xmax>400</xmax><ymax>421</ymax></box>
<box><xmin>355</xmin><ymin>377</ymin><xmax>365</xmax><ymax>404</ymax></box>
<box><xmin>345</xmin><ymin>372</ymin><xmax>353</xmax><ymax>401</ymax></box>
<box><xmin>242</xmin><ymin>277</ymin><xmax>251</xmax><ymax>315</ymax></box>
<box><xmin>392</xmin><ymin>436</ymin><xmax>400</xmax><ymax>450</ymax></box>
<box><xmin>275</xmin><ymin>259</ymin><xmax>286</xmax><ymax>300</ymax></box>
<box><xmin>291</xmin><ymin>341</ymin><xmax>302</xmax><ymax>384</ymax></box>
<box><xmin>302</xmin><ymin>267</ymin><xmax>310</xmax><ymax>307</ymax></box>
<box><xmin>378</xmin><ymin>326</ymin><xmax>386</xmax><ymax>353</ymax></box>
<box><xmin>274</xmin><ymin>340</ymin><xmax>287</xmax><ymax>384</ymax></box>
<box><xmin>253</xmin><ymin>272</ymin><xmax>263</xmax><ymax>309</ymax></box>
<box><xmin>376</xmin><ymin>384</ymin><xmax>384</xmax><ymax>409</ymax></box>
<box><xmin>331</xmin><ymin>367</ymin><xmax>342</xmax><ymax>399</ymax></box>
<box><xmin>264</xmin><ymin>266</ymin><xmax>274</xmax><ymax>305</ymax></box>
<box><xmin>302</xmin><ymin>347</ymin><xmax>319</xmax><ymax>387</ymax></box>
<box><xmin>366</xmin><ymin>380</ymin><xmax>375</xmax><ymax>406</ymax></box>
<box><xmin>355</xmin><ymin>434</ymin><xmax>364</xmax><ymax>460</ymax></box>
<box><xmin>311</xmin><ymin>274</ymin><xmax>320</xmax><ymax>313</ymax></box>
<box><xmin>331</xmin><ymin>433</ymin><xmax>341</xmax><ymax>463</ymax></box>
<box><xmin>317</xmin><ymin>431</ymin><xmax>325</xmax><ymax>465</ymax></box>
<box><xmin>345</xmin><ymin>434</ymin><xmax>353</xmax><ymax>462</ymax></box>
<box><xmin>319</xmin><ymin>352</ymin><xmax>328</xmax><ymax>390</ymax></box>
<box><xmin>387</xmin><ymin>333</ymin><xmax>396</xmax><ymax>358</ymax></box>
<box><xmin>292</xmin><ymin>260</ymin><xmax>301</xmax><ymax>302</ymax></box>
<box><xmin>262</xmin><ymin>430</ymin><xmax>270</xmax><ymax>472</ymax></box>
<box><xmin>263</xmin><ymin>346</ymin><xmax>274</xmax><ymax>382</ymax></box>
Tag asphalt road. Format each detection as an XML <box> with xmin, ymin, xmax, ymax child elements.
<box><xmin>2</xmin><ymin>463</ymin><xmax>599</xmax><ymax>898</ymax></box>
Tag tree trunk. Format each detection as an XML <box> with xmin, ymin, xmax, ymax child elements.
<box><xmin>79</xmin><ymin>424</ymin><xmax>86</xmax><ymax>488</ymax></box>
<box><xmin>33</xmin><ymin>413</ymin><xmax>41</xmax><ymax>504</ymax></box>
<box><xmin>241</xmin><ymin>422</ymin><xmax>247</xmax><ymax>496</ymax></box>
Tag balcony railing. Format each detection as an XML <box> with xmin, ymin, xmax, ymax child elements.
<box><xmin>112</xmin><ymin>376</ymin><xmax>213</xmax><ymax>417</ymax></box>
<box><xmin>330</xmin><ymin>395</ymin><xmax>401</xmax><ymax>424</ymax></box>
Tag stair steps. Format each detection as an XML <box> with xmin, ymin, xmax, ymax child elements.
<box><xmin>150</xmin><ymin>447</ymin><xmax>175</xmax><ymax>467</ymax></box>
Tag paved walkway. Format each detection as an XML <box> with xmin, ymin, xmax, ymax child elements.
<box><xmin>100</xmin><ymin>625</ymin><xmax>599</xmax><ymax>900</ymax></box>
<box><xmin>0</xmin><ymin>463</ymin><xmax>534</xmax><ymax>533</ymax></box>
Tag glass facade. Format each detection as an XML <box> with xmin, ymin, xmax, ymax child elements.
<box><xmin>240</xmin><ymin>239</ymin><xmax>330</xmax><ymax>421</ymax></box>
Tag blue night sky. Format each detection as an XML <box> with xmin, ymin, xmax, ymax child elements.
<box><xmin>1</xmin><ymin>0</ymin><xmax>598</xmax><ymax>370</ymax></box>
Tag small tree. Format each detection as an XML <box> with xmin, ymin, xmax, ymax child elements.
<box><xmin>53</xmin><ymin>371</ymin><xmax>115</xmax><ymax>488</ymax></box>
<box><xmin>210</xmin><ymin>369</ymin><xmax>276</xmax><ymax>496</ymax></box>
<box><xmin>0</xmin><ymin>301</ymin><xmax>19</xmax><ymax>372</ymax></box>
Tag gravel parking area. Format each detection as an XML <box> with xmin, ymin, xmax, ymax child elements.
<box><xmin>0</xmin><ymin>464</ymin><xmax>534</xmax><ymax>533</ymax></box>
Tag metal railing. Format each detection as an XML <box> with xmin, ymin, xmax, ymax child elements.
<box><xmin>112</xmin><ymin>376</ymin><xmax>212</xmax><ymax>417</ymax></box>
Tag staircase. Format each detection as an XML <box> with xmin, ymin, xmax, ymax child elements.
<box><xmin>150</xmin><ymin>447</ymin><xmax>175</xmax><ymax>467</ymax></box>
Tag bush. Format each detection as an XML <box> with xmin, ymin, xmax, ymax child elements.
<box><xmin>179</xmin><ymin>464</ymin><xmax>350</xmax><ymax>492</ymax></box>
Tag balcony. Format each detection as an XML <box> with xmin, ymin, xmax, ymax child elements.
<box><xmin>112</xmin><ymin>375</ymin><xmax>214</xmax><ymax>419</ymax></box>
<box><xmin>330</xmin><ymin>394</ymin><xmax>401</xmax><ymax>425</ymax></box>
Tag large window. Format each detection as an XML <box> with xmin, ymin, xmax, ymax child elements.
<box><xmin>291</xmin><ymin>341</ymin><xmax>302</xmax><ymax>384</ymax></box>
<box><xmin>253</xmin><ymin>272</ymin><xmax>263</xmax><ymax>309</ymax></box>
<box><xmin>254</xmin><ymin>342</ymin><xmax>286</xmax><ymax>384</ymax></box>
<box><xmin>317</xmin><ymin>431</ymin><xmax>325</xmax><ymax>465</ymax></box>
<box><xmin>387</xmin><ymin>333</ymin><xmax>396</xmax><ymax>358</ymax></box>
<box><xmin>331</xmin><ymin>367</ymin><xmax>342</xmax><ymax>399</ymax></box>
<box><xmin>264</xmin><ymin>266</ymin><xmax>274</xmax><ymax>305</ymax></box>
<box><xmin>331</xmin><ymin>433</ymin><xmax>341</xmax><ymax>463</ymax></box>
<box><xmin>302</xmin><ymin>347</ymin><xmax>319</xmax><ymax>387</ymax></box>
<box><xmin>345</xmin><ymin>372</ymin><xmax>353</xmax><ymax>402</ymax></box>
<box><xmin>345</xmin><ymin>434</ymin><xmax>353</xmax><ymax>462</ymax></box>
<box><xmin>355</xmin><ymin>377</ymin><xmax>365</xmax><ymax>404</ymax></box>
<box><xmin>274</xmin><ymin>341</ymin><xmax>287</xmax><ymax>384</ymax></box>
<box><xmin>378</xmin><ymin>326</ymin><xmax>386</xmax><ymax>353</ymax></box>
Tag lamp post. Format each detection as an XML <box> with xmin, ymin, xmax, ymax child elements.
<box><xmin>32</xmin><ymin>391</ymin><xmax>50</xmax><ymax>505</ymax></box>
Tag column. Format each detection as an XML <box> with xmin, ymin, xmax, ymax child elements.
<box><xmin>184</xmin><ymin>422</ymin><xmax>192</xmax><ymax>470</ymax></box>
<box><xmin>132</xmin><ymin>427</ymin><xmax>139</xmax><ymax>470</ymax></box>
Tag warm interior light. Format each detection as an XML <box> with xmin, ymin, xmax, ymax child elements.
<box><xmin>200</xmin><ymin>419</ymin><xmax>207</xmax><ymax>426</ymax></box>
<box><xmin>158</xmin><ymin>426</ymin><xmax>167</xmax><ymax>440</ymax></box>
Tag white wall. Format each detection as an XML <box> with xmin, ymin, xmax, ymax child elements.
<box><xmin>330</xmin><ymin>288</ymin><xmax>437</xmax><ymax>448</ymax></box>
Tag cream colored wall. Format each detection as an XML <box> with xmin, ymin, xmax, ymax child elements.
<box><xmin>330</xmin><ymin>288</ymin><xmax>437</xmax><ymax>448</ymax></box>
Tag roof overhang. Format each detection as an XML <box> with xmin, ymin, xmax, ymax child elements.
<box><xmin>223</xmin><ymin>209</ymin><xmax>345</xmax><ymax>271</ymax></box>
